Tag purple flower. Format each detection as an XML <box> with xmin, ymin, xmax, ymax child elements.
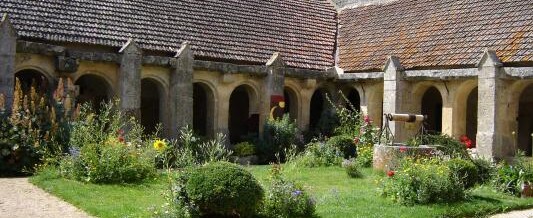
<box><xmin>291</xmin><ymin>190</ymin><xmax>302</xmax><ymax>197</ymax></box>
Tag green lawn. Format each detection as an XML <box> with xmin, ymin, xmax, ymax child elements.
<box><xmin>31</xmin><ymin>165</ymin><xmax>533</xmax><ymax>218</ymax></box>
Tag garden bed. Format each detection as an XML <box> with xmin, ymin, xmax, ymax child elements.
<box><xmin>373</xmin><ymin>144</ymin><xmax>437</xmax><ymax>171</ymax></box>
<box><xmin>32</xmin><ymin>165</ymin><xmax>533</xmax><ymax>218</ymax></box>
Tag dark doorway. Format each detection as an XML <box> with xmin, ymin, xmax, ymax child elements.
<box><xmin>15</xmin><ymin>69</ymin><xmax>49</xmax><ymax>95</ymax></box>
<box><xmin>141</xmin><ymin>79</ymin><xmax>161</xmax><ymax>135</ymax></box>
<box><xmin>466</xmin><ymin>87</ymin><xmax>478</xmax><ymax>145</ymax></box>
<box><xmin>421</xmin><ymin>87</ymin><xmax>443</xmax><ymax>134</ymax></box>
<box><xmin>347</xmin><ymin>88</ymin><xmax>361</xmax><ymax>112</ymax></box>
<box><xmin>193</xmin><ymin>83</ymin><xmax>214</xmax><ymax>137</ymax></box>
<box><xmin>518</xmin><ymin>85</ymin><xmax>533</xmax><ymax>156</ymax></box>
<box><xmin>309</xmin><ymin>89</ymin><xmax>324</xmax><ymax>130</ymax></box>
<box><xmin>283</xmin><ymin>88</ymin><xmax>298</xmax><ymax>120</ymax></box>
<box><xmin>229</xmin><ymin>85</ymin><xmax>256</xmax><ymax>143</ymax></box>
<box><xmin>75</xmin><ymin>74</ymin><xmax>111</xmax><ymax>111</ymax></box>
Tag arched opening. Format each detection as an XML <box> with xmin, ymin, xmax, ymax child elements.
<box><xmin>141</xmin><ymin>78</ymin><xmax>163</xmax><ymax>135</ymax></box>
<box><xmin>466</xmin><ymin>87</ymin><xmax>478</xmax><ymax>145</ymax></box>
<box><xmin>229</xmin><ymin>85</ymin><xmax>258</xmax><ymax>144</ymax></box>
<box><xmin>421</xmin><ymin>86</ymin><xmax>443</xmax><ymax>134</ymax></box>
<box><xmin>518</xmin><ymin>85</ymin><xmax>533</xmax><ymax>156</ymax></box>
<box><xmin>283</xmin><ymin>88</ymin><xmax>298</xmax><ymax>120</ymax></box>
<box><xmin>15</xmin><ymin>69</ymin><xmax>49</xmax><ymax>95</ymax></box>
<box><xmin>75</xmin><ymin>74</ymin><xmax>111</xmax><ymax>111</ymax></box>
<box><xmin>309</xmin><ymin>89</ymin><xmax>325</xmax><ymax>130</ymax></box>
<box><xmin>346</xmin><ymin>88</ymin><xmax>361</xmax><ymax>112</ymax></box>
<box><xmin>193</xmin><ymin>83</ymin><xmax>215</xmax><ymax>137</ymax></box>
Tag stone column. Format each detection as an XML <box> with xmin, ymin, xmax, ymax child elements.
<box><xmin>259</xmin><ymin>53</ymin><xmax>285</xmax><ymax>136</ymax></box>
<box><xmin>382</xmin><ymin>56</ymin><xmax>407</xmax><ymax>142</ymax></box>
<box><xmin>300</xmin><ymin>79</ymin><xmax>316</xmax><ymax>131</ymax></box>
<box><xmin>119</xmin><ymin>39</ymin><xmax>142</xmax><ymax>119</ymax></box>
<box><xmin>0</xmin><ymin>14</ymin><xmax>17</xmax><ymax>110</ymax></box>
<box><xmin>169</xmin><ymin>42</ymin><xmax>193</xmax><ymax>138</ymax></box>
<box><xmin>476</xmin><ymin>50</ymin><xmax>507</xmax><ymax>160</ymax></box>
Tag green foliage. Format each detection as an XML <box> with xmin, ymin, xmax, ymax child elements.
<box><xmin>447</xmin><ymin>158</ymin><xmax>479</xmax><ymax>189</ymax></box>
<box><xmin>0</xmin><ymin>78</ymin><xmax>75</xmax><ymax>176</ymax></box>
<box><xmin>471</xmin><ymin>157</ymin><xmax>494</xmax><ymax>185</ymax></box>
<box><xmin>261</xmin><ymin>114</ymin><xmax>298</xmax><ymax>162</ymax></box>
<box><xmin>292</xmin><ymin>141</ymin><xmax>343</xmax><ymax>167</ymax></box>
<box><xmin>233</xmin><ymin>141</ymin><xmax>256</xmax><ymax>157</ymax></box>
<box><xmin>492</xmin><ymin>153</ymin><xmax>533</xmax><ymax>196</ymax></box>
<box><xmin>60</xmin><ymin>100</ymin><xmax>155</xmax><ymax>183</ymax></box>
<box><xmin>356</xmin><ymin>143</ymin><xmax>373</xmax><ymax>167</ymax></box>
<box><xmin>342</xmin><ymin>159</ymin><xmax>362</xmax><ymax>178</ymax></box>
<box><xmin>407</xmin><ymin>134</ymin><xmax>469</xmax><ymax>158</ymax></box>
<box><xmin>177</xmin><ymin>162</ymin><xmax>264</xmax><ymax>217</ymax></box>
<box><xmin>381</xmin><ymin>158</ymin><xmax>465</xmax><ymax>205</ymax></box>
<box><xmin>261</xmin><ymin>165</ymin><xmax>316</xmax><ymax>218</ymax></box>
<box><xmin>326</xmin><ymin>135</ymin><xmax>356</xmax><ymax>159</ymax></box>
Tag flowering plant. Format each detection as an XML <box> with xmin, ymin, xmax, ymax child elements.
<box><xmin>460</xmin><ymin>135</ymin><xmax>474</xmax><ymax>149</ymax></box>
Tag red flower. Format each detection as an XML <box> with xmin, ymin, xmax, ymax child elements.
<box><xmin>353</xmin><ymin>137</ymin><xmax>360</xmax><ymax>145</ymax></box>
<box><xmin>387</xmin><ymin>171</ymin><xmax>395</xmax><ymax>177</ymax></box>
<box><xmin>364</xmin><ymin>115</ymin><xmax>371</xmax><ymax>124</ymax></box>
<box><xmin>118</xmin><ymin>135</ymin><xmax>125</xmax><ymax>143</ymax></box>
<box><xmin>117</xmin><ymin>129</ymin><xmax>125</xmax><ymax>136</ymax></box>
<box><xmin>399</xmin><ymin>146</ymin><xmax>407</xmax><ymax>153</ymax></box>
<box><xmin>459</xmin><ymin>135</ymin><xmax>474</xmax><ymax>149</ymax></box>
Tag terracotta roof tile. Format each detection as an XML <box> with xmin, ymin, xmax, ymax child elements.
<box><xmin>338</xmin><ymin>0</ymin><xmax>533</xmax><ymax>71</ymax></box>
<box><xmin>1</xmin><ymin>0</ymin><xmax>336</xmax><ymax>70</ymax></box>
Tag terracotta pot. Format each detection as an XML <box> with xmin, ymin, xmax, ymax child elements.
<box><xmin>521</xmin><ymin>182</ymin><xmax>533</xmax><ymax>198</ymax></box>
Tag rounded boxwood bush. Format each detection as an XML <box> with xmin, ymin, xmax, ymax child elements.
<box><xmin>185</xmin><ymin>162</ymin><xmax>264</xmax><ymax>217</ymax></box>
<box><xmin>326</xmin><ymin>135</ymin><xmax>356</xmax><ymax>159</ymax></box>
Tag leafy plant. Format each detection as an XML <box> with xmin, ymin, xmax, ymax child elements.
<box><xmin>261</xmin><ymin>114</ymin><xmax>298</xmax><ymax>162</ymax></box>
<box><xmin>326</xmin><ymin>135</ymin><xmax>356</xmax><ymax>159</ymax></box>
<box><xmin>261</xmin><ymin>164</ymin><xmax>316</xmax><ymax>218</ymax></box>
<box><xmin>291</xmin><ymin>141</ymin><xmax>343</xmax><ymax>167</ymax></box>
<box><xmin>233</xmin><ymin>141</ymin><xmax>256</xmax><ymax>157</ymax></box>
<box><xmin>406</xmin><ymin>134</ymin><xmax>468</xmax><ymax>158</ymax></box>
<box><xmin>447</xmin><ymin>158</ymin><xmax>479</xmax><ymax>189</ymax></box>
<box><xmin>356</xmin><ymin>143</ymin><xmax>373</xmax><ymax>167</ymax></box>
<box><xmin>342</xmin><ymin>159</ymin><xmax>362</xmax><ymax>178</ymax></box>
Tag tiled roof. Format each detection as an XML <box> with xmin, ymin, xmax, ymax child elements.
<box><xmin>1</xmin><ymin>0</ymin><xmax>337</xmax><ymax>70</ymax></box>
<box><xmin>338</xmin><ymin>0</ymin><xmax>533</xmax><ymax>72</ymax></box>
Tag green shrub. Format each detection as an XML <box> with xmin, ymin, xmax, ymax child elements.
<box><xmin>381</xmin><ymin>158</ymin><xmax>465</xmax><ymax>205</ymax></box>
<box><xmin>472</xmin><ymin>157</ymin><xmax>494</xmax><ymax>185</ymax></box>
<box><xmin>233</xmin><ymin>141</ymin><xmax>256</xmax><ymax>157</ymax></box>
<box><xmin>60</xmin><ymin>100</ymin><xmax>156</xmax><ymax>183</ymax></box>
<box><xmin>447</xmin><ymin>158</ymin><xmax>478</xmax><ymax>189</ymax></box>
<box><xmin>407</xmin><ymin>134</ymin><xmax>468</xmax><ymax>158</ymax></box>
<box><xmin>261</xmin><ymin>115</ymin><xmax>298</xmax><ymax>162</ymax></box>
<box><xmin>326</xmin><ymin>135</ymin><xmax>356</xmax><ymax>159</ymax></box>
<box><xmin>178</xmin><ymin>162</ymin><xmax>264</xmax><ymax>217</ymax></box>
<box><xmin>292</xmin><ymin>141</ymin><xmax>343</xmax><ymax>167</ymax></box>
<box><xmin>492</xmin><ymin>154</ymin><xmax>533</xmax><ymax>196</ymax></box>
<box><xmin>356</xmin><ymin>143</ymin><xmax>373</xmax><ymax>167</ymax></box>
<box><xmin>342</xmin><ymin>159</ymin><xmax>362</xmax><ymax>178</ymax></box>
<box><xmin>261</xmin><ymin>165</ymin><xmax>316</xmax><ymax>218</ymax></box>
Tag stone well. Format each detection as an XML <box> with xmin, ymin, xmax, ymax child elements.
<box><xmin>372</xmin><ymin>144</ymin><xmax>437</xmax><ymax>172</ymax></box>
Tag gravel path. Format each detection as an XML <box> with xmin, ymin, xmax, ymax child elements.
<box><xmin>0</xmin><ymin>177</ymin><xmax>92</xmax><ymax>218</ymax></box>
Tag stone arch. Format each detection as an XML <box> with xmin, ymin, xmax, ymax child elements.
<box><xmin>228</xmin><ymin>84</ymin><xmax>259</xmax><ymax>143</ymax></box>
<box><xmin>74</xmin><ymin>74</ymin><xmax>113</xmax><ymax>111</ymax></box>
<box><xmin>309</xmin><ymin>87</ymin><xmax>331</xmax><ymax>131</ymax></box>
<box><xmin>518</xmin><ymin>84</ymin><xmax>533</xmax><ymax>156</ymax></box>
<box><xmin>345</xmin><ymin>87</ymin><xmax>361</xmax><ymax>112</ymax></box>
<box><xmin>141</xmin><ymin>78</ymin><xmax>166</xmax><ymax>135</ymax></box>
<box><xmin>452</xmin><ymin>80</ymin><xmax>478</xmax><ymax>139</ymax></box>
<box><xmin>193</xmin><ymin>81</ymin><xmax>216</xmax><ymax>137</ymax></box>
<box><xmin>421</xmin><ymin>86</ymin><xmax>443</xmax><ymax>134</ymax></box>
<box><xmin>14</xmin><ymin>68</ymin><xmax>52</xmax><ymax>95</ymax></box>
<box><xmin>283</xmin><ymin>85</ymin><xmax>299</xmax><ymax>121</ymax></box>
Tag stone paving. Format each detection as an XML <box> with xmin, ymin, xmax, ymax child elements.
<box><xmin>0</xmin><ymin>177</ymin><xmax>92</xmax><ymax>218</ymax></box>
<box><xmin>490</xmin><ymin>209</ymin><xmax>533</xmax><ymax>218</ymax></box>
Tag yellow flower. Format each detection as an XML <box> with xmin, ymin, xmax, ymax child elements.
<box><xmin>153</xmin><ymin>139</ymin><xmax>167</xmax><ymax>152</ymax></box>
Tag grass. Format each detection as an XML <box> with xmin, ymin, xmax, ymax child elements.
<box><xmin>31</xmin><ymin>165</ymin><xmax>533</xmax><ymax>218</ymax></box>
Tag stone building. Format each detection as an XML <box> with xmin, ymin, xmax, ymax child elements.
<box><xmin>0</xmin><ymin>0</ymin><xmax>532</xmax><ymax>160</ymax></box>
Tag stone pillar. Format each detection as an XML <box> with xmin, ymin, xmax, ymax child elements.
<box><xmin>300</xmin><ymin>79</ymin><xmax>316</xmax><ymax>131</ymax></box>
<box><xmin>169</xmin><ymin>42</ymin><xmax>193</xmax><ymax>138</ymax></box>
<box><xmin>0</xmin><ymin>14</ymin><xmax>17</xmax><ymax>110</ymax></box>
<box><xmin>476</xmin><ymin>50</ymin><xmax>506</xmax><ymax>160</ymax></box>
<box><xmin>382</xmin><ymin>56</ymin><xmax>407</xmax><ymax>142</ymax></box>
<box><xmin>119</xmin><ymin>39</ymin><xmax>142</xmax><ymax>119</ymax></box>
<box><xmin>260</xmin><ymin>52</ymin><xmax>285</xmax><ymax>136</ymax></box>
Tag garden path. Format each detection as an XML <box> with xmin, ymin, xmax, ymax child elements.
<box><xmin>490</xmin><ymin>208</ymin><xmax>533</xmax><ymax>218</ymax></box>
<box><xmin>0</xmin><ymin>177</ymin><xmax>92</xmax><ymax>218</ymax></box>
